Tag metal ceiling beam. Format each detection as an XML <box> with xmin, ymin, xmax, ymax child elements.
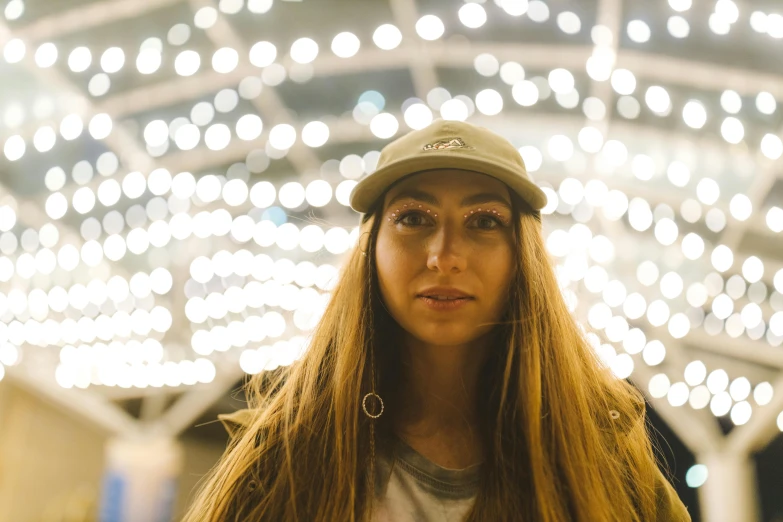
<box><xmin>87</xmin><ymin>381</ymin><xmax>217</xmax><ymax>401</ymax></box>
<box><xmin>584</xmin><ymin>0</ymin><xmax>698</xmax><ymax>400</ymax></box>
<box><xmin>6</xmin><ymin>363</ymin><xmax>140</xmax><ymax>435</ymax></box>
<box><xmin>0</xmin><ymin>23</ymin><xmax>152</xmax><ymax>277</ymax></box>
<box><xmin>587</xmin><ymin>0</ymin><xmax>622</xmax><ymax>137</ymax></box>
<box><xmin>616</xmin><ymin>48</ymin><xmax>783</xmax><ymax>99</ymax></box>
<box><xmin>639</xmin><ymin>321</ymin><xmax>782</xmax><ymax>394</ymax></box>
<box><xmin>4</xmin><ymin>69</ymin><xmax>252</xmax><ymax>148</ymax></box>
<box><xmin>12</xmin><ymin>0</ymin><xmax>183</xmax><ymax>43</ymax></box>
<box><xmin>188</xmin><ymin>0</ymin><xmax>321</xmax><ymax>177</ymax></box>
<box><xmin>146</xmin><ymin>360</ymin><xmax>244</xmax><ymax>437</ymax></box>
<box><xmin>152</xmin><ymin>111</ymin><xmax>696</xmax><ymax>208</ymax></box>
<box><xmin>725</xmin><ymin>373</ymin><xmax>783</xmax><ymax>454</ymax></box>
<box><xmin>48</xmin><ymin>111</ymin><xmax>764</xmax><ymax>209</ymax></box>
<box><xmin>631</xmin><ymin>325</ymin><xmax>696</xmax><ymax>385</ymax></box>
<box><xmin>98</xmin><ymin>67</ymin><xmax>251</xmax><ymax>123</ymax></box>
<box><xmin>682</xmin><ymin>328</ymin><xmax>783</xmax><ymax>369</ymax></box>
<box><xmin>11</xmin><ymin>0</ymin><xmax>783</xmax><ymax>106</ymax></box>
<box><xmin>50</xmin><ymin>111</ymin><xmax>375</xmax><ymax>220</ymax></box>
<box><xmin>58</xmin><ymin>110</ymin><xmax>777</xmax><ymax>265</ymax></box>
<box><xmin>11</xmin><ymin>40</ymin><xmax>783</xmax><ymax>174</ymax></box>
<box><xmin>718</xmin><ymin>126</ymin><xmax>783</xmax><ymax>254</ymax></box>
<box><xmin>629</xmin><ymin>361</ymin><xmax>723</xmax><ymax>454</ymax></box>
<box><xmin>585</xmin><ymin>0</ymin><xmax>696</xmax><ymax>401</ymax></box>
<box><xmin>0</xmin><ymin>26</ymin><xmax>154</xmax><ymax>175</ymax></box>
<box><xmin>160</xmin><ymin>113</ymin><xmax>373</xmax><ymax>178</ymax></box>
<box><xmin>473</xmin><ymin>114</ymin><xmax>783</xmax><ymax>282</ymax></box>
<box><xmin>90</xmin><ymin>43</ymin><xmax>783</xmax><ymax>123</ymax></box>
<box><xmin>389</xmin><ymin>0</ymin><xmax>439</xmax><ymax>99</ymax></box>
<box><xmin>0</xmin><ymin>25</ymin><xmax>153</xmax><ymax>175</ymax></box>
<box><xmin>0</xmin><ymin>22</ymin><xmax>175</xmax><ymax>327</ymax></box>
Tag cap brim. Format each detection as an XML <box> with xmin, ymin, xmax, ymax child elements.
<box><xmin>349</xmin><ymin>153</ymin><xmax>548</xmax><ymax>214</ymax></box>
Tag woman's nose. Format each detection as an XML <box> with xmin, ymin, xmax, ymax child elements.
<box><xmin>425</xmin><ymin>223</ymin><xmax>468</xmax><ymax>273</ymax></box>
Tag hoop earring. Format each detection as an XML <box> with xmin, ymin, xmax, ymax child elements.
<box><xmin>362</xmin><ymin>342</ymin><xmax>383</xmax><ymax>419</ymax></box>
<box><xmin>359</xmin><ymin>231</ymin><xmax>370</xmax><ymax>257</ymax></box>
<box><xmin>362</xmin><ymin>392</ymin><xmax>384</xmax><ymax>419</ymax></box>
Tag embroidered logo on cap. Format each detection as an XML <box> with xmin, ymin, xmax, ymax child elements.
<box><xmin>422</xmin><ymin>137</ymin><xmax>469</xmax><ymax>151</ymax></box>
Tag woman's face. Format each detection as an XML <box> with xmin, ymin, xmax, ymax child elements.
<box><xmin>374</xmin><ymin>169</ymin><xmax>516</xmax><ymax>348</ymax></box>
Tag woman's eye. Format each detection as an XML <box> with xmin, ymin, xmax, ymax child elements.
<box><xmin>474</xmin><ymin>215</ymin><xmax>500</xmax><ymax>229</ymax></box>
<box><xmin>397</xmin><ymin>212</ymin><xmax>426</xmax><ymax>226</ymax></box>
<box><xmin>395</xmin><ymin>211</ymin><xmax>504</xmax><ymax>229</ymax></box>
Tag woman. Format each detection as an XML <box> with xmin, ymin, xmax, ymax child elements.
<box><xmin>184</xmin><ymin>120</ymin><xmax>692</xmax><ymax>521</ymax></box>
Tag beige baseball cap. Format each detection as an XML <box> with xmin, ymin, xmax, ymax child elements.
<box><xmin>349</xmin><ymin>119</ymin><xmax>547</xmax><ymax>215</ymax></box>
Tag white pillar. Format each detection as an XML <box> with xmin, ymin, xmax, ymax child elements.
<box><xmin>99</xmin><ymin>437</ymin><xmax>183</xmax><ymax>522</ymax></box>
<box><xmin>697</xmin><ymin>451</ymin><xmax>760</xmax><ymax>522</ymax></box>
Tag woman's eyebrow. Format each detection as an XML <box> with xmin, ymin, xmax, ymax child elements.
<box><xmin>386</xmin><ymin>189</ymin><xmax>512</xmax><ymax>209</ymax></box>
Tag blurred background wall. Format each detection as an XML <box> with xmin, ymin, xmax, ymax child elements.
<box><xmin>0</xmin><ymin>378</ymin><xmax>230</xmax><ymax>521</ymax></box>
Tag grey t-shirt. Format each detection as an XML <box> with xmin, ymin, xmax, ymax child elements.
<box><xmin>372</xmin><ymin>434</ymin><xmax>481</xmax><ymax>522</ymax></box>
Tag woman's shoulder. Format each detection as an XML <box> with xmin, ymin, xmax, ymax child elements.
<box><xmin>220</xmin><ymin>399</ymin><xmax>647</xmax><ymax>438</ymax></box>
<box><xmin>653</xmin><ymin>465</ymin><xmax>693</xmax><ymax>521</ymax></box>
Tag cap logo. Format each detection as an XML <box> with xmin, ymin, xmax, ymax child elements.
<box><xmin>422</xmin><ymin>137</ymin><xmax>469</xmax><ymax>151</ymax></box>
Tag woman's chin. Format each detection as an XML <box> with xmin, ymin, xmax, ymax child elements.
<box><xmin>407</xmin><ymin>328</ymin><xmax>480</xmax><ymax>348</ymax></box>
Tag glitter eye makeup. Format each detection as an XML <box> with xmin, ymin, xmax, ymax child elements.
<box><xmin>463</xmin><ymin>207</ymin><xmax>510</xmax><ymax>225</ymax></box>
<box><xmin>388</xmin><ymin>203</ymin><xmax>437</xmax><ymax>222</ymax></box>
<box><xmin>387</xmin><ymin>202</ymin><xmax>510</xmax><ymax>226</ymax></box>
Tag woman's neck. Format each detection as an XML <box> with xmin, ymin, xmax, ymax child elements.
<box><xmin>390</xmin><ymin>330</ymin><xmax>495</xmax><ymax>466</ymax></box>
<box><xmin>395</xmin><ymin>336</ymin><xmax>490</xmax><ymax>438</ymax></box>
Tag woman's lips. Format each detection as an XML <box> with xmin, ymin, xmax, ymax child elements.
<box><xmin>417</xmin><ymin>296</ymin><xmax>473</xmax><ymax>311</ymax></box>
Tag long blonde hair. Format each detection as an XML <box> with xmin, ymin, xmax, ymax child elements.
<box><xmin>183</xmin><ymin>191</ymin><xmax>665</xmax><ymax>522</ymax></box>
